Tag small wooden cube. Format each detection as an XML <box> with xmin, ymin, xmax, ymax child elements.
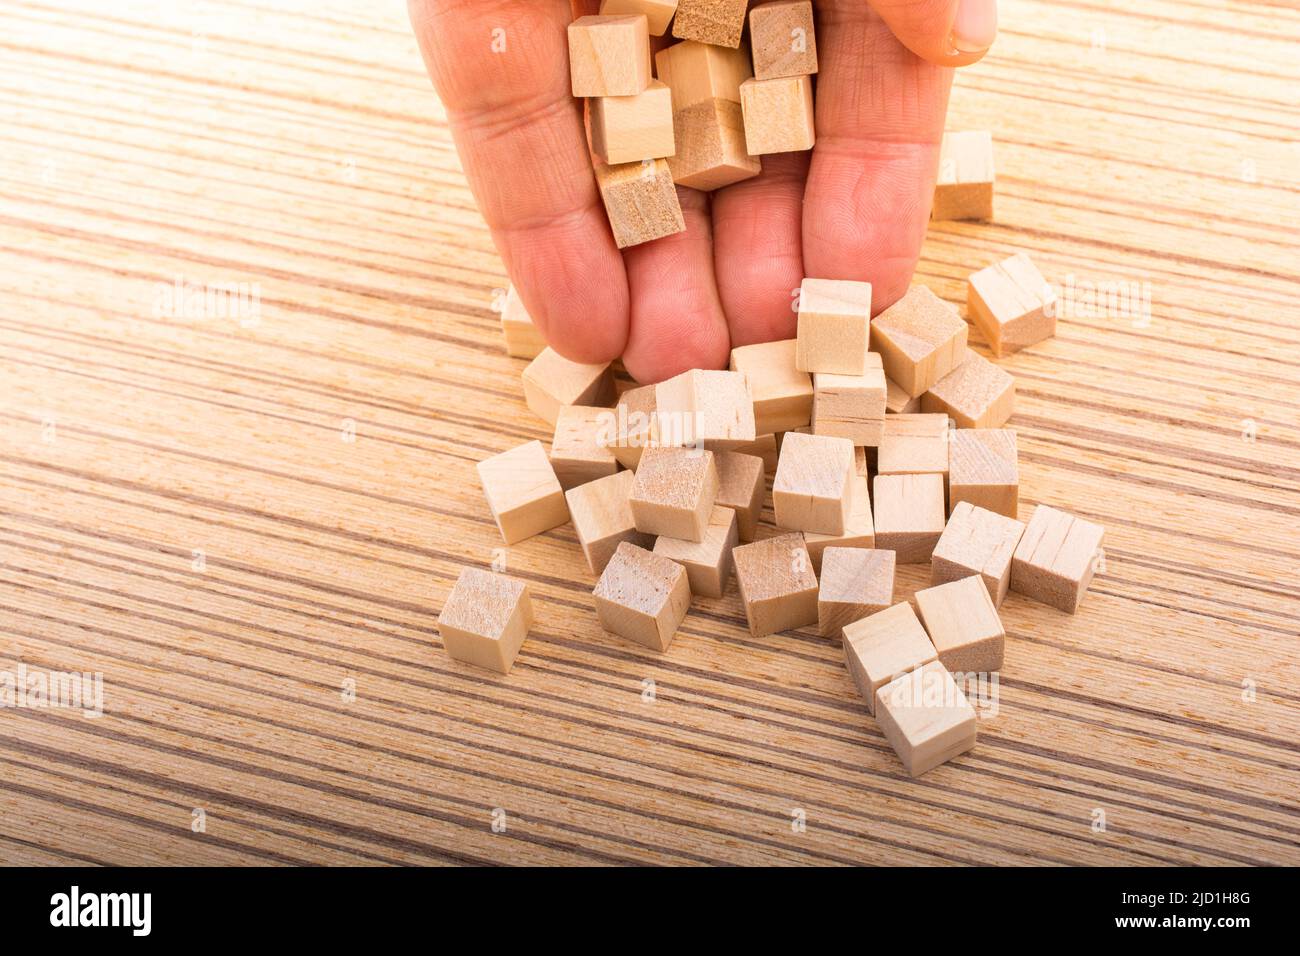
<box><xmin>477</xmin><ymin>440</ymin><xmax>570</xmax><ymax>545</ymax></box>
<box><xmin>804</xmin><ymin>475</ymin><xmax>874</xmax><ymax>572</ymax></box>
<box><xmin>818</xmin><ymin>547</ymin><xmax>895</xmax><ymax>637</ymax></box>
<box><xmin>1011</xmin><ymin>504</ymin><xmax>1105</xmax><ymax>613</ymax></box>
<box><xmin>672</xmin><ymin>0</ymin><xmax>748</xmax><ymax>47</ymax></box>
<box><xmin>773</xmin><ymin>431</ymin><xmax>855</xmax><ymax>535</ymax></box>
<box><xmin>602</xmin><ymin>383</ymin><xmax>657</xmax><ymax>470</ymax></box>
<box><xmin>568</xmin><ymin>14</ymin><xmax>652</xmax><ymax>97</ymax></box>
<box><xmin>590</xmin><ymin>80</ymin><xmax>676</xmax><ymax>165</ymax></box>
<box><xmin>655</xmin><ymin>368</ymin><xmax>756</xmax><ymax>449</ymax></box>
<box><xmin>931</xmin><ymin>501</ymin><xmax>1025</xmax><ymax>607</ymax></box>
<box><xmin>665</xmin><ymin>97</ymin><xmax>760</xmax><ymax>191</ymax></box>
<box><xmin>499</xmin><ymin>284</ymin><xmax>546</xmax><ymax>359</ymax></box>
<box><xmin>566</xmin><ymin>469</ymin><xmax>653</xmax><ymax>574</ymax></box>
<box><xmin>842</xmin><ymin>601</ymin><xmax>937</xmax><ymax>716</ymax></box>
<box><xmin>914</xmin><ymin>574</ymin><xmax>1005</xmax><ymax>673</ymax></box>
<box><xmin>873</xmin><ymin>473</ymin><xmax>945</xmax><ymax>563</ymax></box>
<box><xmin>713</xmin><ymin>450</ymin><xmax>765</xmax><ymax>542</ymax></box>
<box><xmin>871</xmin><ymin>285</ymin><xmax>968</xmax><ymax>397</ymax></box>
<box><xmin>732</xmin><ymin>532</ymin><xmax>819</xmax><ymax>637</ymax></box>
<box><xmin>655</xmin><ymin>38</ymin><xmax>751</xmax><ymax>109</ymax></box>
<box><xmin>740</xmin><ymin>75</ymin><xmax>816</xmax><ymax>155</ymax></box>
<box><xmin>875</xmin><ymin>660</ymin><xmax>977</xmax><ymax>777</ymax></box>
<box><xmin>886</xmin><ymin>376</ymin><xmax>921</xmax><ymax>414</ymax></box>
<box><xmin>729</xmin><ymin>338</ymin><xmax>812</xmax><ymax>434</ymax></box>
<box><xmin>438</xmin><ymin>568</ymin><xmax>534</xmax><ymax>674</ymax></box>
<box><xmin>730</xmin><ymin>433</ymin><xmax>779</xmax><ymax>474</ymax></box>
<box><xmin>922</xmin><ymin>352</ymin><xmax>1015</xmax><ymax>429</ymax></box>
<box><xmin>600</xmin><ymin>0</ymin><xmax>679</xmax><ymax>36</ymax></box>
<box><xmin>629</xmin><ymin>446</ymin><xmax>718</xmax><ymax>541</ymax></box>
<box><xmin>550</xmin><ymin>405</ymin><xmax>619</xmax><ymax>490</ymax></box>
<box><xmin>932</xmin><ymin>131</ymin><xmax>994</xmax><ymax>222</ymax></box>
<box><xmin>521</xmin><ymin>347</ymin><xmax>615</xmax><ymax>426</ymax></box>
<box><xmin>653</xmin><ymin>505</ymin><xmax>739</xmax><ymax>598</ymax></box>
<box><xmin>795</xmin><ymin>278</ymin><xmax>872</xmax><ymax>375</ymax></box>
<box><xmin>948</xmin><ymin>428</ymin><xmax>1018</xmax><ymax>518</ymax></box>
<box><xmin>594</xmin><ymin>156</ymin><xmax>687</xmax><ymax>249</ymax></box>
<box><xmin>967</xmin><ymin>253</ymin><xmax>1056</xmax><ymax>357</ymax></box>
<box><xmin>594</xmin><ymin>542</ymin><xmax>692</xmax><ymax>651</ymax></box>
<box><xmin>876</xmin><ymin>413</ymin><xmax>950</xmax><ymax>478</ymax></box>
<box><xmin>749</xmin><ymin>1</ymin><xmax>818</xmax><ymax>79</ymax></box>
<box><xmin>813</xmin><ymin>355</ymin><xmax>887</xmax><ymax>447</ymax></box>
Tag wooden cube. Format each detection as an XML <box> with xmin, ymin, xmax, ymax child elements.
<box><xmin>477</xmin><ymin>440</ymin><xmax>570</xmax><ymax>545</ymax></box>
<box><xmin>713</xmin><ymin>450</ymin><xmax>765</xmax><ymax>542</ymax></box>
<box><xmin>967</xmin><ymin>252</ymin><xmax>1056</xmax><ymax>357</ymax></box>
<box><xmin>666</xmin><ymin>97</ymin><xmax>761</xmax><ymax>191</ymax></box>
<box><xmin>594</xmin><ymin>156</ymin><xmax>686</xmax><ymax>249</ymax></box>
<box><xmin>948</xmin><ymin>428</ymin><xmax>1018</xmax><ymax>518</ymax></box>
<box><xmin>521</xmin><ymin>347</ymin><xmax>615</xmax><ymax>426</ymax></box>
<box><xmin>931</xmin><ymin>501</ymin><xmax>1025</xmax><ymax>607</ymax></box>
<box><xmin>438</xmin><ymin>568</ymin><xmax>534</xmax><ymax>674</ymax></box>
<box><xmin>886</xmin><ymin>376</ymin><xmax>921</xmax><ymax>414</ymax></box>
<box><xmin>932</xmin><ymin>131</ymin><xmax>994</xmax><ymax>222</ymax></box>
<box><xmin>804</xmin><ymin>475</ymin><xmax>874</xmax><ymax>571</ymax></box>
<box><xmin>842</xmin><ymin>601</ymin><xmax>937</xmax><ymax>716</ymax></box>
<box><xmin>629</xmin><ymin>446</ymin><xmax>718</xmax><ymax>541</ymax></box>
<box><xmin>569</xmin><ymin>15</ymin><xmax>651</xmax><ymax>97</ymax></box>
<box><xmin>594</xmin><ymin>542</ymin><xmax>692</xmax><ymax>651</ymax></box>
<box><xmin>655</xmin><ymin>38</ymin><xmax>751</xmax><ymax>109</ymax></box>
<box><xmin>749</xmin><ymin>0</ymin><xmax>817</xmax><ymax>80</ymax></box>
<box><xmin>499</xmin><ymin>284</ymin><xmax>545</xmax><ymax>359</ymax></box>
<box><xmin>672</xmin><ymin>0</ymin><xmax>748</xmax><ymax>47</ymax></box>
<box><xmin>914</xmin><ymin>575</ymin><xmax>1005</xmax><ymax>673</ymax></box>
<box><xmin>876</xmin><ymin>413</ymin><xmax>950</xmax><ymax>478</ymax></box>
<box><xmin>732</xmin><ymin>532</ymin><xmax>819</xmax><ymax>637</ymax></box>
<box><xmin>590</xmin><ymin>80</ymin><xmax>675</xmax><ymax>165</ymax></box>
<box><xmin>818</xmin><ymin>547</ymin><xmax>895</xmax><ymax>637</ymax></box>
<box><xmin>655</xmin><ymin>368</ymin><xmax>756</xmax><ymax>449</ymax></box>
<box><xmin>922</xmin><ymin>352</ymin><xmax>1015</xmax><ymax>429</ymax></box>
<box><xmin>550</xmin><ymin>405</ymin><xmax>619</xmax><ymax>490</ymax></box>
<box><xmin>600</xmin><ymin>0</ymin><xmax>679</xmax><ymax>36</ymax></box>
<box><xmin>729</xmin><ymin>338</ymin><xmax>812</xmax><ymax>434</ymax></box>
<box><xmin>795</xmin><ymin>278</ymin><xmax>872</xmax><ymax>375</ymax></box>
<box><xmin>653</xmin><ymin>505</ymin><xmax>739</xmax><ymax>598</ymax></box>
<box><xmin>731</xmin><ymin>433</ymin><xmax>779</xmax><ymax>474</ymax></box>
<box><xmin>875</xmin><ymin>660</ymin><xmax>977</xmax><ymax>777</ymax></box>
<box><xmin>566</xmin><ymin>470</ymin><xmax>653</xmax><ymax>574</ymax></box>
<box><xmin>873</xmin><ymin>473</ymin><xmax>945</xmax><ymax>563</ymax></box>
<box><xmin>773</xmin><ymin>431</ymin><xmax>855</xmax><ymax>535</ymax></box>
<box><xmin>602</xmin><ymin>382</ymin><xmax>657</xmax><ymax>470</ymax></box>
<box><xmin>740</xmin><ymin>75</ymin><xmax>815</xmax><ymax>154</ymax></box>
<box><xmin>813</xmin><ymin>355</ymin><xmax>887</xmax><ymax>447</ymax></box>
<box><xmin>871</xmin><ymin>285</ymin><xmax>968</xmax><ymax>397</ymax></box>
<box><xmin>1011</xmin><ymin>504</ymin><xmax>1105</xmax><ymax>613</ymax></box>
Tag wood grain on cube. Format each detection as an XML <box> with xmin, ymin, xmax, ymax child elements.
<box><xmin>1011</xmin><ymin>504</ymin><xmax>1105</xmax><ymax>613</ymax></box>
<box><xmin>842</xmin><ymin>602</ymin><xmax>936</xmax><ymax>716</ymax></box>
<box><xmin>568</xmin><ymin>14</ymin><xmax>652</xmax><ymax>97</ymax></box>
<box><xmin>931</xmin><ymin>501</ymin><xmax>1026</xmax><ymax>607</ymax></box>
<box><xmin>795</xmin><ymin>278</ymin><xmax>872</xmax><ymax>375</ymax></box>
<box><xmin>655</xmin><ymin>38</ymin><xmax>751</xmax><ymax>108</ymax></box>
<box><xmin>886</xmin><ymin>376</ymin><xmax>922</xmax><ymax>414</ymax></box>
<box><xmin>713</xmin><ymin>450</ymin><xmax>765</xmax><ymax>542</ymax></box>
<box><xmin>876</xmin><ymin>413</ymin><xmax>951</xmax><ymax>478</ymax></box>
<box><xmin>672</xmin><ymin>0</ymin><xmax>748</xmax><ymax>46</ymax></box>
<box><xmin>773</xmin><ymin>431</ymin><xmax>855</xmax><ymax>535</ymax></box>
<box><xmin>947</xmin><ymin>428</ymin><xmax>1018</xmax><ymax>518</ymax></box>
<box><xmin>872</xmin><ymin>473</ymin><xmax>946</xmax><ymax>563</ymax></box>
<box><xmin>730</xmin><ymin>433</ymin><xmax>779</xmax><ymax>474</ymax></box>
<box><xmin>477</xmin><ymin>440</ymin><xmax>570</xmax><ymax>545</ymax></box>
<box><xmin>655</xmin><ymin>368</ymin><xmax>755</xmax><ymax>449</ymax></box>
<box><xmin>804</xmin><ymin>475</ymin><xmax>875</xmax><ymax>571</ymax></box>
<box><xmin>594</xmin><ymin>156</ymin><xmax>686</xmax><ymax>248</ymax></box>
<box><xmin>600</xmin><ymin>0</ymin><xmax>679</xmax><ymax>36</ymax></box>
<box><xmin>629</xmin><ymin>445</ymin><xmax>718</xmax><ymax>541</ymax></box>
<box><xmin>604</xmin><ymin>382</ymin><xmax>657</xmax><ymax>469</ymax></box>
<box><xmin>922</xmin><ymin>352</ymin><xmax>1015</xmax><ymax>429</ymax></box>
<box><xmin>550</xmin><ymin>405</ymin><xmax>619</xmax><ymax>490</ymax></box>
<box><xmin>732</xmin><ymin>532</ymin><xmax>818</xmax><ymax>637</ymax></box>
<box><xmin>521</xmin><ymin>347</ymin><xmax>615</xmax><ymax>426</ymax></box>
<box><xmin>932</xmin><ymin>130</ymin><xmax>994</xmax><ymax>221</ymax></box>
<box><xmin>739</xmin><ymin>75</ymin><xmax>815</xmax><ymax>154</ymax></box>
<box><xmin>914</xmin><ymin>574</ymin><xmax>1005</xmax><ymax>673</ymax></box>
<box><xmin>499</xmin><ymin>284</ymin><xmax>545</xmax><ymax>359</ymax></box>
<box><xmin>967</xmin><ymin>252</ymin><xmax>1056</xmax><ymax>357</ymax></box>
<box><xmin>813</xmin><ymin>354</ymin><xmax>887</xmax><ymax>447</ymax></box>
<box><xmin>875</xmin><ymin>660</ymin><xmax>977</xmax><ymax>777</ymax></box>
<box><xmin>566</xmin><ymin>469</ymin><xmax>652</xmax><ymax>574</ymax></box>
<box><xmin>818</xmin><ymin>547</ymin><xmax>895</xmax><ymax>637</ymax></box>
<box><xmin>871</xmin><ymin>285</ymin><xmax>968</xmax><ymax>397</ymax></box>
<box><xmin>749</xmin><ymin>0</ymin><xmax>817</xmax><ymax>79</ymax></box>
<box><xmin>438</xmin><ymin>568</ymin><xmax>534</xmax><ymax>674</ymax></box>
<box><xmin>729</xmin><ymin>338</ymin><xmax>812</xmax><ymax>434</ymax></box>
<box><xmin>589</xmin><ymin>80</ymin><xmax>675</xmax><ymax>165</ymax></box>
<box><xmin>593</xmin><ymin>541</ymin><xmax>692</xmax><ymax>651</ymax></box>
<box><xmin>653</xmin><ymin>504</ymin><xmax>739</xmax><ymax>598</ymax></box>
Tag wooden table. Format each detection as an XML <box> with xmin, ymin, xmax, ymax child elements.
<box><xmin>1</xmin><ymin>0</ymin><xmax>1296</xmax><ymax>866</ymax></box>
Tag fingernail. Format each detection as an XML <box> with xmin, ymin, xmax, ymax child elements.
<box><xmin>950</xmin><ymin>0</ymin><xmax>998</xmax><ymax>55</ymax></box>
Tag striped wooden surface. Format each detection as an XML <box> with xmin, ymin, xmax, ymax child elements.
<box><xmin>1</xmin><ymin>0</ymin><xmax>1297</xmax><ymax>866</ymax></box>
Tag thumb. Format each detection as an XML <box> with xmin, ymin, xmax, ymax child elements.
<box><xmin>867</xmin><ymin>0</ymin><xmax>998</xmax><ymax>66</ymax></box>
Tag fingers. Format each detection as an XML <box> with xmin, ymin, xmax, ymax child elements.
<box><xmin>620</xmin><ymin>189</ymin><xmax>732</xmax><ymax>383</ymax></box>
<box><xmin>868</xmin><ymin>0</ymin><xmax>997</xmax><ymax>66</ymax></box>
<box><xmin>802</xmin><ymin>2</ymin><xmax>953</xmax><ymax>312</ymax></box>
<box><xmin>408</xmin><ymin>0</ymin><xmax>628</xmax><ymax>362</ymax></box>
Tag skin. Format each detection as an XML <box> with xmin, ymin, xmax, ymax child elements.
<box><xmin>409</xmin><ymin>0</ymin><xmax>994</xmax><ymax>382</ymax></box>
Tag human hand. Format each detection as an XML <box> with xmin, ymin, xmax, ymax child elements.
<box><xmin>409</xmin><ymin>1</ymin><xmax>996</xmax><ymax>382</ymax></box>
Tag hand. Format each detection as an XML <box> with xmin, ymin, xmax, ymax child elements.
<box><xmin>409</xmin><ymin>0</ymin><xmax>996</xmax><ymax>382</ymax></box>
